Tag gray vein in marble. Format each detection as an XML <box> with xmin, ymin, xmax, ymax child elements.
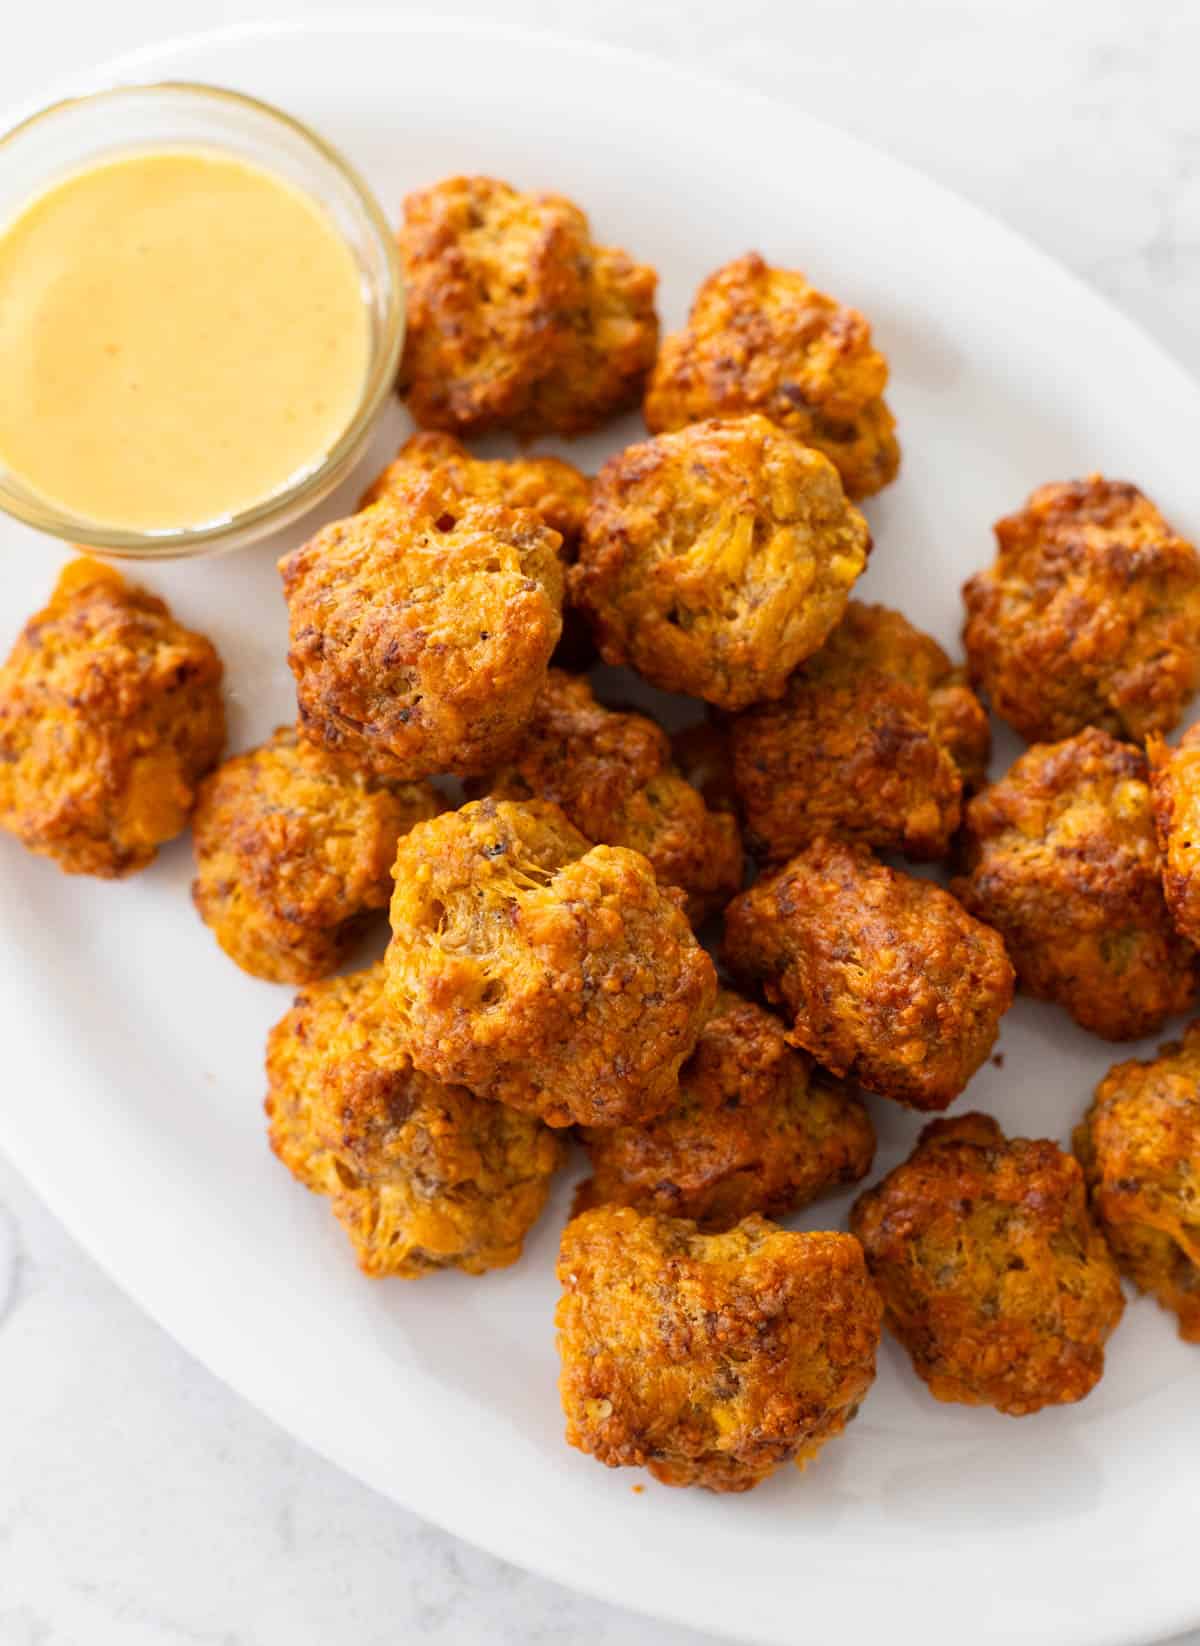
<box><xmin>69</xmin><ymin>1583</ymin><xmax>245</xmax><ymax>1646</ymax></box>
<box><xmin>0</xmin><ymin>1198</ymin><xmax>26</xmax><ymax>1329</ymax></box>
<box><xmin>0</xmin><ymin>1609</ymin><xmax>53</xmax><ymax>1646</ymax></box>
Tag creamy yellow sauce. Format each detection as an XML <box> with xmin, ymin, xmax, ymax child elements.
<box><xmin>0</xmin><ymin>147</ymin><xmax>370</xmax><ymax>530</ymax></box>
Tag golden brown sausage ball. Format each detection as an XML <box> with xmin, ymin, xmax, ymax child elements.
<box><xmin>398</xmin><ymin>175</ymin><xmax>658</xmax><ymax>439</ymax></box>
<box><xmin>360</xmin><ymin>431</ymin><xmax>591</xmax><ymax>554</ymax></box>
<box><xmin>963</xmin><ymin>476</ymin><xmax>1200</xmax><ymax>745</ymax></box>
<box><xmin>852</xmin><ymin>1113</ymin><xmax>1126</xmax><ymax>1415</ymax></box>
<box><xmin>191</xmin><ymin>725</ymin><xmax>442</xmax><ymax>983</ymax></box>
<box><xmin>1075</xmin><ymin>1024</ymin><xmax>1200</xmax><ymax>1341</ymax></box>
<box><xmin>610</xmin><ymin>774</ymin><xmax>742</xmax><ymax>927</ymax></box>
<box><xmin>643</xmin><ymin>252</ymin><xmax>899</xmax><ymax>500</ymax></box>
<box><xmin>723</xmin><ymin>839</ymin><xmax>1013</xmax><ymax>1110</ymax></box>
<box><xmin>730</xmin><ymin>601</ymin><xmax>990</xmax><ymax>863</ymax></box>
<box><xmin>0</xmin><ymin>558</ymin><xmax>224</xmax><ymax>878</ymax></box>
<box><xmin>280</xmin><ymin>477</ymin><xmax>563</xmax><ymax>779</ymax></box>
<box><xmin>384</xmin><ymin>797</ymin><xmax>716</xmax><ymax>1128</ymax></box>
<box><xmin>556</xmin><ymin>1206</ymin><xmax>881</xmax><ymax>1491</ymax></box>
<box><xmin>359</xmin><ymin>430</ymin><xmax>596</xmax><ymax>674</ymax></box>
<box><xmin>1148</xmin><ymin>724</ymin><xmax>1200</xmax><ymax>946</ymax></box>
<box><xmin>571</xmin><ymin>415</ymin><xmax>870</xmax><ymax>711</ymax></box>
<box><xmin>574</xmin><ymin>988</ymin><xmax>875</xmax><ymax>1230</ymax></box>
<box><xmin>266</xmin><ymin>966</ymin><xmax>562</xmax><ymax>1277</ymax></box>
<box><xmin>953</xmin><ymin>728</ymin><xmax>1196</xmax><ymax>1041</ymax></box>
<box><xmin>470</xmin><ymin>670</ymin><xmax>742</xmax><ymax>925</ymax></box>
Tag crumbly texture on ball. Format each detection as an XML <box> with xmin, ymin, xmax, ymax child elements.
<box><xmin>962</xmin><ymin>476</ymin><xmax>1200</xmax><ymax>745</ymax></box>
<box><xmin>575</xmin><ymin>988</ymin><xmax>875</xmax><ymax>1230</ymax></box>
<box><xmin>611</xmin><ymin>773</ymin><xmax>743</xmax><ymax>927</ymax></box>
<box><xmin>357</xmin><ymin>429</ymin><xmax>594</xmax><ymax>674</ymax></box>
<box><xmin>1149</xmin><ymin>724</ymin><xmax>1200</xmax><ymax>947</ymax></box>
<box><xmin>852</xmin><ymin>1112</ymin><xmax>1126</xmax><ymax>1415</ymax></box>
<box><xmin>0</xmin><ymin>558</ymin><xmax>224</xmax><ymax>877</ymax></box>
<box><xmin>192</xmin><ymin>725</ymin><xmax>443</xmax><ymax>983</ymax></box>
<box><xmin>385</xmin><ymin>798</ymin><xmax>716</xmax><ymax>1128</ymax></box>
<box><xmin>266</xmin><ymin>967</ymin><xmax>562</xmax><ymax>1277</ymax></box>
<box><xmin>953</xmin><ymin>727</ymin><xmax>1196</xmax><ymax>1041</ymax></box>
<box><xmin>643</xmin><ymin>253</ymin><xmax>899</xmax><ymax>500</ymax></box>
<box><xmin>730</xmin><ymin>601</ymin><xmax>990</xmax><ymax>863</ymax></box>
<box><xmin>723</xmin><ymin>839</ymin><xmax>1013</xmax><ymax>1110</ymax></box>
<box><xmin>397</xmin><ymin>175</ymin><xmax>658</xmax><ymax>439</ymax></box>
<box><xmin>471</xmin><ymin>670</ymin><xmax>742</xmax><ymax>924</ymax></box>
<box><xmin>555</xmin><ymin>1207</ymin><xmax>881</xmax><ymax>1491</ymax></box>
<box><xmin>360</xmin><ymin>432</ymin><xmax>591</xmax><ymax>556</ymax></box>
<box><xmin>1075</xmin><ymin>1023</ymin><xmax>1200</xmax><ymax>1342</ymax></box>
<box><xmin>571</xmin><ymin>415</ymin><xmax>870</xmax><ymax>711</ymax></box>
<box><xmin>280</xmin><ymin>478</ymin><xmax>563</xmax><ymax>779</ymax></box>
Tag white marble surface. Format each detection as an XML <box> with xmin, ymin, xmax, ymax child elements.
<box><xmin>3</xmin><ymin>2</ymin><xmax>1200</xmax><ymax>1642</ymax></box>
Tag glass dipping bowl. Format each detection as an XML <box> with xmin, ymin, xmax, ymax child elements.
<box><xmin>0</xmin><ymin>81</ymin><xmax>404</xmax><ymax>559</ymax></box>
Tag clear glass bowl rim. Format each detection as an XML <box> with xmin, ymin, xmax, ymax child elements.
<box><xmin>0</xmin><ymin>79</ymin><xmax>405</xmax><ymax>555</ymax></box>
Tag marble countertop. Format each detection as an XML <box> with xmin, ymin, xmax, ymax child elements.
<box><xmin>3</xmin><ymin>2</ymin><xmax>1199</xmax><ymax>1642</ymax></box>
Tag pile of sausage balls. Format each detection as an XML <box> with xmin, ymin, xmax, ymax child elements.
<box><xmin>3</xmin><ymin>172</ymin><xmax>1200</xmax><ymax>1494</ymax></box>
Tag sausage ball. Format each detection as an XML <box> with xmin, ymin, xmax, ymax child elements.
<box><xmin>723</xmin><ymin>838</ymin><xmax>1014</xmax><ymax>1110</ymax></box>
<box><xmin>571</xmin><ymin>414</ymin><xmax>870</xmax><ymax>711</ymax></box>
<box><xmin>1148</xmin><ymin>724</ymin><xmax>1200</xmax><ymax>946</ymax></box>
<box><xmin>953</xmin><ymin>728</ymin><xmax>1197</xmax><ymax>1041</ymax></box>
<box><xmin>470</xmin><ymin>670</ymin><xmax>742</xmax><ymax>925</ymax></box>
<box><xmin>574</xmin><ymin>988</ymin><xmax>875</xmax><ymax>1230</ymax></box>
<box><xmin>643</xmin><ymin>252</ymin><xmax>899</xmax><ymax>500</ymax></box>
<box><xmin>384</xmin><ymin>797</ymin><xmax>716</xmax><ymax>1128</ymax></box>
<box><xmin>730</xmin><ymin>601</ymin><xmax>990</xmax><ymax>863</ymax></box>
<box><xmin>852</xmin><ymin>1113</ymin><xmax>1126</xmax><ymax>1415</ymax></box>
<box><xmin>280</xmin><ymin>477</ymin><xmax>563</xmax><ymax>779</ymax></box>
<box><xmin>192</xmin><ymin>725</ymin><xmax>442</xmax><ymax>983</ymax></box>
<box><xmin>556</xmin><ymin>1206</ymin><xmax>881</xmax><ymax>1491</ymax></box>
<box><xmin>359</xmin><ymin>429</ymin><xmax>595</xmax><ymax>673</ymax></box>
<box><xmin>266</xmin><ymin>966</ymin><xmax>562</xmax><ymax>1277</ymax></box>
<box><xmin>962</xmin><ymin>476</ymin><xmax>1200</xmax><ymax>745</ymax></box>
<box><xmin>398</xmin><ymin>175</ymin><xmax>658</xmax><ymax>439</ymax></box>
<box><xmin>0</xmin><ymin>557</ymin><xmax>224</xmax><ymax>877</ymax></box>
<box><xmin>1075</xmin><ymin>1023</ymin><xmax>1200</xmax><ymax>1342</ymax></box>
<box><xmin>360</xmin><ymin>431</ymin><xmax>591</xmax><ymax>555</ymax></box>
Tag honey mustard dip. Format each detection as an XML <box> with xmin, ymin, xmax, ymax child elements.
<box><xmin>0</xmin><ymin>147</ymin><xmax>370</xmax><ymax>531</ymax></box>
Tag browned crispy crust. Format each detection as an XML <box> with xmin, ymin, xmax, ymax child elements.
<box><xmin>574</xmin><ymin>988</ymin><xmax>874</xmax><ymax>1230</ymax></box>
<box><xmin>556</xmin><ymin>1206</ymin><xmax>881</xmax><ymax>1490</ymax></box>
<box><xmin>723</xmin><ymin>839</ymin><xmax>1013</xmax><ymax>1110</ymax></box>
<box><xmin>571</xmin><ymin>414</ymin><xmax>869</xmax><ymax>710</ymax></box>
<box><xmin>962</xmin><ymin>476</ymin><xmax>1200</xmax><ymax>744</ymax></box>
<box><xmin>953</xmin><ymin>727</ymin><xmax>1197</xmax><ymax>1040</ymax></box>
<box><xmin>0</xmin><ymin>558</ymin><xmax>224</xmax><ymax>877</ymax></box>
<box><xmin>384</xmin><ymin>797</ymin><xmax>716</xmax><ymax>1128</ymax></box>
<box><xmin>191</xmin><ymin>725</ymin><xmax>443</xmax><ymax>983</ymax></box>
<box><xmin>852</xmin><ymin>1113</ymin><xmax>1125</xmax><ymax>1415</ymax></box>
<box><xmin>279</xmin><ymin>477</ymin><xmax>563</xmax><ymax>779</ymax></box>
<box><xmin>730</xmin><ymin>601</ymin><xmax>990</xmax><ymax>863</ymax></box>
<box><xmin>1148</xmin><ymin>725</ymin><xmax>1200</xmax><ymax>946</ymax></box>
<box><xmin>643</xmin><ymin>253</ymin><xmax>899</xmax><ymax>500</ymax></box>
<box><xmin>470</xmin><ymin>670</ymin><xmax>742</xmax><ymax>924</ymax></box>
<box><xmin>1075</xmin><ymin>1024</ymin><xmax>1200</xmax><ymax>1342</ymax></box>
<box><xmin>358</xmin><ymin>429</ymin><xmax>593</xmax><ymax>673</ymax></box>
<box><xmin>360</xmin><ymin>431</ymin><xmax>591</xmax><ymax>555</ymax></box>
<box><xmin>397</xmin><ymin>175</ymin><xmax>658</xmax><ymax>439</ymax></box>
<box><xmin>266</xmin><ymin>966</ymin><xmax>563</xmax><ymax>1277</ymax></box>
